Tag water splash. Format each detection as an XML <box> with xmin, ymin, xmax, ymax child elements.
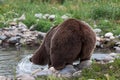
<box><xmin>16</xmin><ymin>55</ymin><xmax>48</xmax><ymax>75</ymax></box>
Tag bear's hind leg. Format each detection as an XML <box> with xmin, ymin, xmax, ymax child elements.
<box><xmin>77</xmin><ymin>38</ymin><xmax>96</xmax><ymax>70</ymax></box>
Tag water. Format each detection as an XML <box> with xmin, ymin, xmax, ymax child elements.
<box><xmin>0</xmin><ymin>47</ymin><xmax>36</xmax><ymax>77</ymax></box>
<box><xmin>0</xmin><ymin>47</ymin><xmax>113</xmax><ymax>77</ymax></box>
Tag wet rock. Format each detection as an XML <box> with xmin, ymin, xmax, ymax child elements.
<box><xmin>109</xmin><ymin>53</ymin><xmax>118</xmax><ymax>58</ymax></box>
<box><xmin>8</xmin><ymin>36</ymin><xmax>21</xmax><ymax>44</ymax></box>
<box><xmin>17</xmin><ymin>74</ymin><xmax>35</xmax><ymax>80</ymax></box>
<box><xmin>34</xmin><ymin>68</ymin><xmax>53</xmax><ymax>77</ymax></box>
<box><xmin>0</xmin><ymin>35</ymin><xmax>7</xmax><ymax>40</ymax></box>
<box><xmin>33</xmin><ymin>65</ymin><xmax>76</xmax><ymax>78</ymax></box>
<box><xmin>103</xmin><ymin>55</ymin><xmax>114</xmax><ymax>63</ymax></box>
<box><xmin>73</xmin><ymin>70</ymin><xmax>82</xmax><ymax>77</ymax></box>
<box><xmin>93</xmin><ymin>52</ymin><xmax>119</xmax><ymax>64</ymax></box>
<box><xmin>57</xmin><ymin>65</ymin><xmax>76</xmax><ymax>78</ymax></box>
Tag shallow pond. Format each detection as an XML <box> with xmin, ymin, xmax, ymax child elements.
<box><xmin>0</xmin><ymin>47</ymin><xmax>113</xmax><ymax>77</ymax></box>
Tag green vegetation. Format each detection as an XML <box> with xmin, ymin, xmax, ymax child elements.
<box><xmin>0</xmin><ymin>0</ymin><xmax>120</xmax><ymax>79</ymax></box>
<box><xmin>0</xmin><ymin>0</ymin><xmax>120</xmax><ymax>34</ymax></box>
<box><xmin>35</xmin><ymin>58</ymin><xmax>120</xmax><ymax>80</ymax></box>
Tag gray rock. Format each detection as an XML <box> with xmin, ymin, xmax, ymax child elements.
<box><xmin>73</xmin><ymin>70</ymin><xmax>82</xmax><ymax>77</ymax></box>
<box><xmin>43</xmin><ymin>14</ymin><xmax>50</xmax><ymax>19</ymax></box>
<box><xmin>17</xmin><ymin>13</ymin><xmax>26</xmax><ymax>21</ymax></box>
<box><xmin>8</xmin><ymin>36</ymin><xmax>21</xmax><ymax>43</ymax></box>
<box><xmin>34</xmin><ymin>13</ymin><xmax>43</xmax><ymax>19</ymax></box>
<box><xmin>48</xmin><ymin>15</ymin><xmax>56</xmax><ymax>21</ymax></box>
<box><xmin>114</xmin><ymin>46</ymin><xmax>120</xmax><ymax>53</ymax></box>
<box><xmin>0</xmin><ymin>76</ymin><xmax>11</xmax><ymax>80</ymax></box>
<box><xmin>115</xmin><ymin>42</ymin><xmax>120</xmax><ymax>46</ymax></box>
<box><xmin>61</xmin><ymin>15</ymin><xmax>69</xmax><ymax>20</ymax></box>
<box><xmin>29</xmin><ymin>25</ymin><xmax>37</xmax><ymax>31</ymax></box>
<box><xmin>104</xmin><ymin>32</ymin><xmax>113</xmax><ymax>38</ymax></box>
<box><xmin>94</xmin><ymin>28</ymin><xmax>102</xmax><ymax>33</ymax></box>
<box><xmin>34</xmin><ymin>65</ymin><xmax>76</xmax><ymax>78</ymax></box>
<box><xmin>17</xmin><ymin>74</ymin><xmax>35</xmax><ymax>80</ymax></box>
<box><xmin>0</xmin><ymin>40</ymin><xmax>2</xmax><ymax>44</ymax></box>
<box><xmin>18</xmin><ymin>22</ymin><xmax>27</xmax><ymax>29</ymax></box>
<box><xmin>37</xmin><ymin>32</ymin><xmax>46</xmax><ymax>39</ymax></box>
<box><xmin>0</xmin><ymin>35</ymin><xmax>7</xmax><ymax>40</ymax></box>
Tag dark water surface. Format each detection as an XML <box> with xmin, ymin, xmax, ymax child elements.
<box><xmin>0</xmin><ymin>47</ymin><xmax>113</xmax><ymax>77</ymax></box>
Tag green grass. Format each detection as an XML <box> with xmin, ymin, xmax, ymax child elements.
<box><xmin>35</xmin><ymin>58</ymin><xmax>120</xmax><ymax>80</ymax></box>
<box><xmin>0</xmin><ymin>0</ymin><xmax>120</xmax><ymax>33</ymax></box>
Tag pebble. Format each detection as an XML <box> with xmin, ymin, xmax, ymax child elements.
<box><xmin>104</xmin><ymin>32</ymin><xmax>113</xmax><ymax>38</ymax></box>
<box><xmin>17</xmin><ymin>74</ymin><xmax>35</xmax><ymax>80</ymax></box>
<box><xmin>35</xmin><ymin>13</ymin><xmax>43</xmax><ymax>19</ymax></box>
<box><xmin>43</xmin><ymin>14</ymin><xmax>50</xmax><ymax>19</ymax></box>
<box><xmin>0</xmin><ymin>76</ymin><xmax>11</xmax><ymax>80</ymax></box>
<box><xmin>0</xmin><ymin>35</ymin><xmax>7</xmax><ymax>40</ymax></box>
<box><xmin>8</xmin><ymin>36</ymin><xmax>21</xmax><ymax>43</ymax></box>
<box><xmin>94</xmin><ymin>28</ymin><xmax>102</xmax><ymax>34</ymax></box>
<box><xmin>113</xmin><ymin>47</ymin><xmax>120</xmax><ymax>53</ymax></box>
<box><xmin>61</xmin><ymin>15</ymin><xmax>69</xmax><ymax>20</ymax></box>
<box><xmin>48</xmin><ymin>15</ymin><xmax>56</xmax><ymax>21</ymax></box>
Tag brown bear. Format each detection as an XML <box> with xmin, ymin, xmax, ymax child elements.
<box><xmin>30</xmin><ymin>18</ymin><xmax>96</xmax><ymax>70</ymax></box>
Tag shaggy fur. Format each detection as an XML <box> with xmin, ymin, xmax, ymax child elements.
<box><xmin>30</xmin><ymin>19</ymin><xmax>96</xmax><ymax>70</ymax></box>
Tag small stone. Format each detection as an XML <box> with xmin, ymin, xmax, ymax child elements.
<box><xmin>17</xmin><ymin>74</ymin><xmax>35</xmax><ymax>80</ymax></box>
<box><xmin>77</xmin><ymin>60</ymin><xmax>92</xmax><ymax>70</ymax></box>
<box><xmin>113</xmin><ymin>47</ymin><xmax>120</xmax><ymax>53</ymax></box>
<box><xmin>73</xmin><ymin>70</ymin><xmax>82</xmax><ymax>77</ymax></box>
<box><xmin>0</xmin><ymin>76</ymin><xmax>11</xmax><ymax>80</ymax></box>
<box><xmin>115</xmin><ymin>42</ymin><xmax>120</xmax><ymax>46</ymax></box>
<box><xmin>8</xmin><ymin>36</ymin><xmax>21</xmax><ymax>43</ymax></box>
<box><xmin>105</xmin><ymin>32</ymin><xmax>113</xmax><ymax>38</ymax></box>
<box><xmin>103</xmin><ymin>55</ymin><xmax>114</xmax><ymax>63</ymax></box>
<box><xmin>48</xmin><ymin>15</ymin><xmax>56</xmax><ymax>21</ymax></box>
<box><xmin>109</xmin><ymin>53</ymin><xmax>117</xmax><ymax>58</ymax></box>
<box><xmin>0</xmin><ymin>35</ymin><xmax>7</xmax><ymax>40</ymax></box>
<box><xmin>35</xmin><ymin>13</ymin><xmax>43</xmax><ymax>18</ymax></box>
<box><xmin>17</xmin><ymin>13</ymin><xmax>26</xmax><ymax>21</ymax></box>
<box><xmin>18</xmin><ymin>22</ymin><xmax>27</xmax><ymax>29</ymax></box>
<box><xmin>94</xmin><ymin>28</ymin><xmax>102</xmax><ymax>34</ymax></box>
<box><xmin>37</xmin><ymin>32</ymin><xmax>46</xmax><ymax>39</ymax></box>
<box><xmin>110</xmin><ymin>36</ymin><xmax>115</xmax><ymax>40</ymax></box>
<box><xmin>29</xmin><ymin>25</ymin><xmax>37</xmax><ymax>31</ymax></box>
<box><xmin>0</xmin><ymin>40</ymin><xmax>2</xmax><ymax>44</ymax></box>
<box><xmin>43</xmin><ymin>14</ymin><xmax>50</xmax><ymax>19</ymax></box>
<box><xmin>61</xmin><ymin>15</ymin><xmax>69</xmax><ymax>20</ymax></box>
<box><xmin>33</xmin><ymin>68</ymin><xmax>53</xmax><ymax>77</ymax></box>
<box><xmin>9</xmin><ymin>22</ymin><xmax>17</xmax><ymax>26</ymax></box>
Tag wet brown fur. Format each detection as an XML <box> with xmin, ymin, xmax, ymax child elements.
<box><xmin>30</xmin><ymin>19</ymin><xmax>96</xmax><ymax>70</ymax></box>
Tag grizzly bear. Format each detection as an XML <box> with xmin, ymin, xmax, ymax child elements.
<box><xmin>30</xmin><ymin>18</ymin><xmax>96</xmax><ymax>70</ymax></box>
